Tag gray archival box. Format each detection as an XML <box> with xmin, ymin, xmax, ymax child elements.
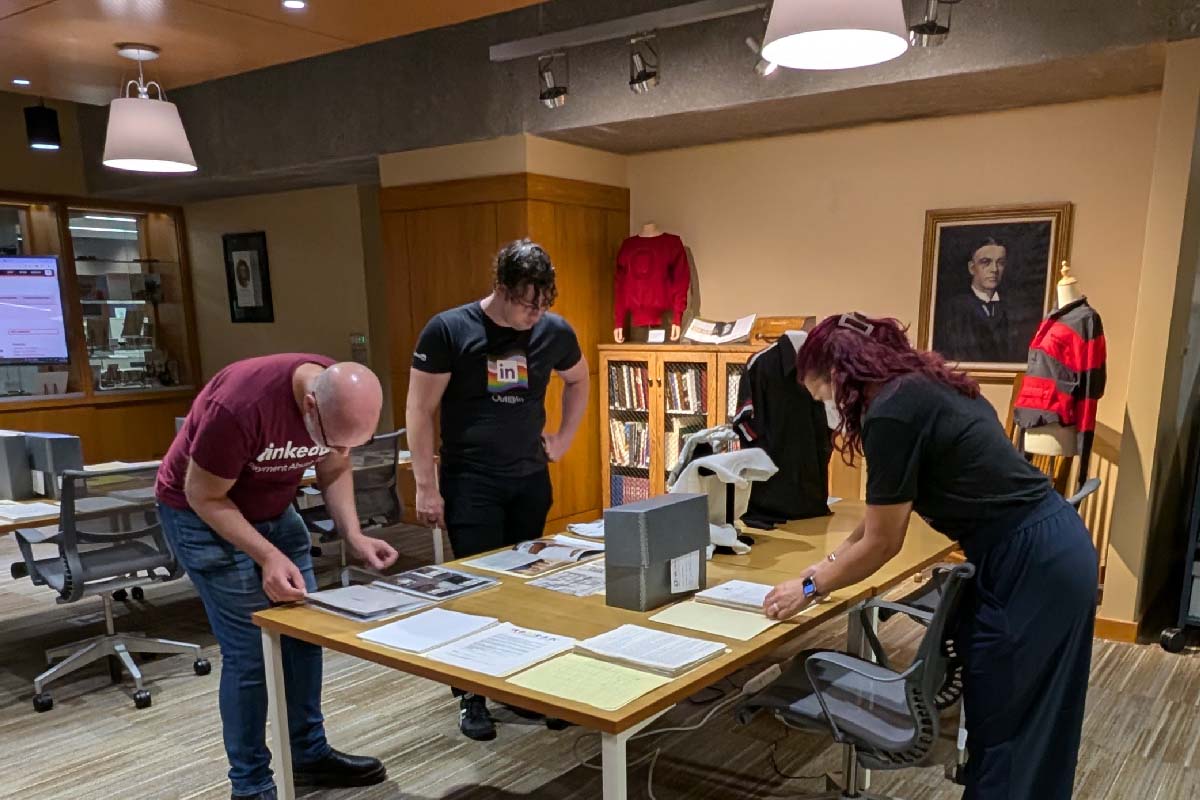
<box><xmin>24</xmin><ymin>432</ymin><xmax>83</xmax><ymax>499</ymax></box>
<box><xmin>0</xmin><ymin>431</ymin><xmax>33</xmax><ymax>500</ymax></box>
<box><xmin>604</xmin><ymin>493</ymin><xmax>709</xmax><ymax>612</ymax></box>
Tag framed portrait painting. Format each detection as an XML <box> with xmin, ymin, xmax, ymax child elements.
<box><xmin>918</xmin><ymin>203</ymin><xmax>1073</xmax><ymax>374</ymax></box>
<box><xmin>222</xmin><ymin>231</ymin><xmax>274</xmax><ymax>324</ymax></box>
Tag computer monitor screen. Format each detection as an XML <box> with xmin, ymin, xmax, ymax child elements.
<box><xmin>0</xmin><ymin>256</ymin><xmax>69</xmax><ymax>364</ymax></box>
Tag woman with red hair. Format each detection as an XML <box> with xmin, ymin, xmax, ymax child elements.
<box><xmin>764</xmin><ymin>312</ymin><xmax>1096</xmax><ymax>800</ymax></box>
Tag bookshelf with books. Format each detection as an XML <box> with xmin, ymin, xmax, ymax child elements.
<box><xmin>599</xmin><ymin>344</ymin><xmax>757</xmax><ymax>507</ymax></box>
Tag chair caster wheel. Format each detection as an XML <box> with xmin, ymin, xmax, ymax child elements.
<box><xmin>1161</xmin><ymin>627</ymin><xmax>1187</xmax><ymax>653</ymax></box>
<box><xmin>113</xmin><ymin>589</ymin><xmax>128</xmax><ymax>601</ymax></box>
<box><xmin>132</xmin><ymin>586</ymin><xmax>145</xmax><ymax>601</ymax></box>
<box><xmin>33</xmin><ymin>692</ymin><xmax>53</xmax><ymax>713</ymax></box>
<box><xmin>194</xmin><ymin>658</ymin><xmax>211</xmax><ymax>676</ymax></box>
<box><xmin>134</xmin><ymin>690</ymin><xmax>152</xmax><ymax>709</ymax></box>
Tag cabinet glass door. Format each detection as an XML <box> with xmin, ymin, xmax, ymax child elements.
<box><xmin>661</xmin><ymin>357</ymin><xmax>713</xmax><ymax>485</ymax></box>
<box><xmin>605</xmin><ymin>358</ymin><xmax>652</xmax><ymax>506</ymax></box>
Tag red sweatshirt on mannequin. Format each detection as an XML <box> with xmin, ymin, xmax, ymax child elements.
<box><xmin>613</xmin><ymin>233</ymin><xmax>690</xmax><ymax>328</ymax></box>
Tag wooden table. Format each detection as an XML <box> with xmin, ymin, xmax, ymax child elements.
<box><xmin>254</xmin><ymin>502</ymin><xmax>954</xmax><ymax>800</ymax></box>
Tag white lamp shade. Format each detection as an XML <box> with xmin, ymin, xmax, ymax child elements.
<box><xmin>762</xmin><ymin>0</ymin><xmax>909</xmax><ymax>70</ymax></box>
<box><xmin>102</xmin><ymin>96</ymin><xmax>197</xmax><ymax>173</ymax></box>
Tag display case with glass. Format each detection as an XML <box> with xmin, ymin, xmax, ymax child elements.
<box><xmin>68</xmin><ymin>208</ymin><xmax>194</xmax><ymax>392</ymax></box>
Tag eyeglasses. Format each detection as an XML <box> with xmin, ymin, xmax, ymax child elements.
<box><xmin>312</xmin><ymin>396</ymin><xmax>372</xmax><ymax>450</ymax></box>
<box><xmin>506</xmin><ymin>288</ymin><xmax>554</xmax><ymax>313</ymax></box>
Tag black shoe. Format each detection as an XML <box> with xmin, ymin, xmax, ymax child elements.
<box><xmin>499</xmin><ymin>701</ymin><xmax>545</xmax><ymax>721</ymax></box>
<box><xmin>231</xmin><ymin>790</ymin><xmax>277</xmax><ymax>800</ymax></box>
<box><xmin>294</xmin><ymin>748</ymin><xmax>387</xmax><ymax>788</ymax></box>
<box><xmin>545</xmin><ymin>717</ymin><xmax>574</xmax><ymax>731</ymax></box>
<box><xmin>459</xmin><ymin>693</ymin><xmax>497</xmax><ymax>741</ymax></box>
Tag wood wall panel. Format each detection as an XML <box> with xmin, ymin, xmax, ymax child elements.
<box><xmin>0</xmin><ymin>395</ymin><xmax>192</xmax><ymax>463</ymax></box>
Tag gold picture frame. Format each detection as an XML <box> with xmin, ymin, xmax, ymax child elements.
<box><xmin>918</xmin><ymin>202</ymin><xmax>1073</xmax><ymax>376</ymax></box>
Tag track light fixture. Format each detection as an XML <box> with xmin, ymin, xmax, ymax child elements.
<box><xmin>909</xmin><ymin>0</ymin><xmax>964</xmax><ymax>47</ymax></box>
<box><xmin>537</xmin><ymin>52</ymin><xmax>568</xmax><ymax>109</ymax></box>
<box><xmin>628</xmin><ymin>33</ymin><xmax>660</xmax><ymax>94</ymax></box>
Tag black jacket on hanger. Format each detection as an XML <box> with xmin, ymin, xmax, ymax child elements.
<box><xmin>732</xmin><ymin>335</ymin><xmax>833</xmax><ymax>528</ymax></box>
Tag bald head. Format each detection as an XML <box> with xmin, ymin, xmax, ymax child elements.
<box><xmin>302</xmin><ymin>362</ymin><xmax>382</xmax><ymax>454</ymax></box>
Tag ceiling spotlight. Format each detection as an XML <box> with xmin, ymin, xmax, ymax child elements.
<box><xmin>745</xmin><ymin>36</ymin><xmax>779</xmax><ymax>77</ymax></box>
<box><xmin>282</xmin><ymin>0</ymin><xmax>307</xmax><ymax>9</ymax></box>
<box><xmin>537</xmin><ymin>52</ymin><xmax>568</xmax><ymax>109</ymax></box>
<box><xmin>103</xmin><ymin>44</ymin><xmax>197</xmax><ymax>173</ymax></box>
<box><xmin>762</xmin><ymin>0</ymin><xmax>909</xmax><ymax>70</ymax></box>
<box><xmin>909</xmin><ymin>0</ymin><xmax>963</xmax><ymax>47</ymax></box>
<box><xmin>629</xmin><ymin>33</ymin><xmax>659</xmax><ymax>94</ymax></box>
<box><xmin>24</xmin><ymin>101</ymin><xmax>61</xmax><ymax>151</ymax></box>
<box><xmin>12</xmin><ymin>78</ymin><xmax>31</xmax><ymax>87</ymax></box>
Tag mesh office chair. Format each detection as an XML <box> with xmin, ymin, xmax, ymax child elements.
<box><xmin>10</xmin><ymin>465</ymin><xmax>209</xmax><ymax>712</ymax></box>
<box><xmin>737</xmin><ymin>563</ymin><xmax>976</xmax><ymax>799</ymax></box>
<box><xmin>298</xmin><ymin>430</ymin><xmax>438</xmax><ymax>577</ymax></box>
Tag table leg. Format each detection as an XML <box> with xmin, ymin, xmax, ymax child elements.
<box><xmin>843</xmin><ymin>603</ymin><xmax>880</xmax><ymax>793</ymax></box>
<box><xmin>262</xmin><ymin>628</ymin><xmax>294</xmax><ymax>800</ymax></box>
<box><xmin>601</xmin><ymin>731</ymin><xmax>628</xmax><ymax>799</ymax></box>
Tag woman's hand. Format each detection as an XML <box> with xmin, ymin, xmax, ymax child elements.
<box><xmin>763</xmin><ymin>566</ymin><xmax>817</xmax><ymax>620</ymax></box>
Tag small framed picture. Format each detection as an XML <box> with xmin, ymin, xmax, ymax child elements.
<box><xmin>918</xmin><ymin>203</ymin><xmax>1073</xmax><ymax>375</ymax></box>
<box><xmin>222</xmin><ymin>231</ymin><xmax>274</xmax><ymax>323</ymax></box>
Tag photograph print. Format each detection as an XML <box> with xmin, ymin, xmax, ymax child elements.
<box><xmin>919</xmin><ymin>203</ymin><xmax>1073</xmax><ymax>372</ymax></box>
<box><xmin>222</xmin><ymin>231</ymin><xmax>274</xmax><ymax>324</ymax></box>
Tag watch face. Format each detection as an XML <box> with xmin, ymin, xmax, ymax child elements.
<box><xmin>802</xmin><ymin>577</ymin><xmax>817</xmax><ymax>598</ymax></box>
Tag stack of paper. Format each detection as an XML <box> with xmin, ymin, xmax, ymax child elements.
<box><xmin>650</xmin><ymin>600</ymin><xmax>779</xmax><ymax>641</ymax></box>
<box><xmin>0</xmin><ymin>501</ymin><xmax>59</xmax><ymax>521</ymax></box>
<box><xmin>508</xmin><ymin>653</ymin><xmax>672</xmax><ymax>711</ymax></box>
<box><xmin>357</xmin><ymin>608</ymin><xmax>497</xmax><ymax>653</ymax></box>
<box><xmin>694</xmin><ymin>580</ymin><xmax>773</xmax><ymax>612</ymax></box>
<box><xmin>566</xmin><ymin>520</ymin><xmax>604</xmax><ymax>539</ymax></box>
<box><xmin>425</xmin><ymin>623</ymin><xmax>574</xmax><ymax>676</ymax></box>
<box><xmin>528</xmin><ymin>560</ymin><xmax>606</xmax><ymax>597</ymax></box>
<box><xmin>576</xmin><ymin>625</ymin><xmax>726</xmax><ymax>677</ymax></box>
<box><xmin>306</xmin><ymin>584</ymin><xmax>431</xmax><ymax>623</ymax></box>
<box><xmin>382</xmin><ymin>565</ymin><xmax>498</xmax><ymax>602</ymax></box>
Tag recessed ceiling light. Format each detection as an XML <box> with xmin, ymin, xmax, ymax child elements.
<box><xmin>282</xmin><ymin>0</ymin><xmax>307</xmax><ymax>9</ymax></box>
<box><xmin>12</xmin><ymin>78</ymin><xmax>31</xmax><ymax>86</ymax></box>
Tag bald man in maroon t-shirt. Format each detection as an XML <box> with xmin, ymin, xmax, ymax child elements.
<box><xmin>157</xmin><ymin>354</ymin><xmax>397</xmax><ymax>800</ymax></box>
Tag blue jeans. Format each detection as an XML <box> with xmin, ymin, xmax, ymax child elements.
<box><xmin>159</xmin><ymin>502</ymin><xmax>331</xmax><ymax>796</ymax></box>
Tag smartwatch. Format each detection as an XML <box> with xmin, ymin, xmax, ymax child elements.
<box><xmin>802</xmin><ymin>575</ymin><xmax>821</xmax><ymax>600</ymax></box>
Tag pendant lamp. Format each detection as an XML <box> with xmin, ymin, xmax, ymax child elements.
<box><xmin>102</xmin><ymin>44</ymin><xmax>197</xmax><ymax>173</ymax></box>
<box><xmin>762</xmin><ymin>0</ymin><xmax>909</xmax><ymax>71</ymax></box>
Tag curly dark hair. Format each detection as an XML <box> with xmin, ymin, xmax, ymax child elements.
<box><xmin>493</xmin><ymin>239</ymin><xmax>557</xmax><ymax>309</ymax></box>
<box><xmin>796</xmin><ymin>312</ymin><xmax>980</xmax><ymax>464</ymax></box>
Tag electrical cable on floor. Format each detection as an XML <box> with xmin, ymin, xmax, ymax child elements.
<box><xmin>767</xmin><ymin>728</ymin><xmax>831</xmax><ymax>782</ymax></box>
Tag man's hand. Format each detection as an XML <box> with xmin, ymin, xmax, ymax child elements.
<box><xmin>262</xmin><ymin>552</ymin><xmax>308</xmax><ymax>603</ymax></box>
<box><xmin>763</xmin><ymin>566</ymin><xmax>818</xmax><ymax>620</ymax></box>
<box><xmin>416</xmin><ymin>487</ymin><xmax>446</xmax><ymax>530</ymax></box>
<box><xmin>349</xmin><ymin>534</ymin><xmax>399</xmax><ymax>571</ymax></box>
<box><xmin>542</xmin><ymin>432</ymin><xmax>571</xmax><ymax>462</ymax></box>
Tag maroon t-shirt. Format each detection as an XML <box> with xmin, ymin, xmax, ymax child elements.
<box><xmin>156</xmin><ymin>353</ymin><xmax>336</xmax><ymax>522</ymax></box>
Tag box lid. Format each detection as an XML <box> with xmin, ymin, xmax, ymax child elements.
<box><xmin>603</xmin><ymin>493</ymin><xmax>709</xmax><ymax>567</ymax></box>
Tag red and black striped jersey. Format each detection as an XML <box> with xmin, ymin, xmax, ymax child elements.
<box><xmin>1013</xmin><ymin>297</ymin><xmax>1106</xmax><ymax>451</ymax></box>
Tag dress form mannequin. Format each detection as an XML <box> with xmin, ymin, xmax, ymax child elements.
<box><xmin>613</xmin><ymin>221</ymin><xmax>683</xmax><ymax>343</ymax></box>
<box><xmin>1024</xmin><ymin>261</ymin><xmax>1082</xmax><ymax>457</ymax></box>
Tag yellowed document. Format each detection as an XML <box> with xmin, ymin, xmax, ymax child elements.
<box><xmin>507</xmin><ymin>653</ymin><xmax>672</xmax><ymax>711</ymax></box>
<box><xmin>650</xmin><ymin>600</ymin><xmax>781</xmax><ymax>641</ymax></box>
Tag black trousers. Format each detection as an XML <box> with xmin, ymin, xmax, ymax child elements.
<box><xmin>442</xmin><ymin>467</ymin><xmax>553</xmax><ymax>702</ymax></box>
<box><xmin>960</xmin><ymin>493</ymin><xmax>1098</xmax><ymax>799</ymax></box>
<box><xmin>441</xmin><ymin>467</ymin><xmax>554</xmax><ymax>559</ymax></box>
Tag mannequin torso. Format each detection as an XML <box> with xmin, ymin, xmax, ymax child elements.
<box><xmin>1024</xmin><ymin>262</ymin><xmax>1082</xmax><ymax>457</ymax></box>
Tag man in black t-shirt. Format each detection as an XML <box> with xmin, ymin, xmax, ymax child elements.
<box><xmin>406</xmin><ymin>238</ymin><xmax>588</xmax><ymax>741</ymax></box>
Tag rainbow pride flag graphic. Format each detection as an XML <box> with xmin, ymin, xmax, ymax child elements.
<box><xmin>488</xmin><ymin>352</ymin><xmax>529</xmax><ymax>393</ymax></box>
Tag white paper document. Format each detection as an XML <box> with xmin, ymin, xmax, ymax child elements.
<box><xmin>552</xmin><ymin>534</ymin><xmax>605</xmax><ymax>551</ymax></box>
<box><xmin>695</xmin><ymin>580</ymin><xmax>772</xmax><ymax>611</ymax></box>
<box><xmin>357</xmin><ymin>608</ymin><xmax>498</xmax><ymax>654</ymax></box>
<box><xmin>578</xmin><ymin>624</ymin><xmax>725</xmax><ymax>676</ymax></box>
<box><xmin>463</xmin><ymin>550</ymin><xmax>543</xmax><ymax>573</ymax></box>
<box><xmin>683</xmin><ymin>314</ymin><xmax>756</xmax><ymax>345</ymax></box>
<box><xmin>528</xmin><ymin>560</ymin><xmax>607</xmax><ymax>597</ymax></box>
<box><xmin>566</xmin><ymin>520</ymin><xmax>604</xmax><ymax>539</ymax></box>
<box><xmin>670</xmin><ymin>549</ymin><xmax>701</xmax><ymax>593</ymax></box>
<box><xmin>425</xmin><ymin>622</ymin><xmax>575</xmax><ymax>676</ymax></box>
<box><xmin>0</xmin><ymin>501</ymin><xmax>60</xmax><ymax>521</ymax></box>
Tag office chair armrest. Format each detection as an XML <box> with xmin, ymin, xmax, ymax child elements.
<box><xmin>804</xmin><ymin>651</ymin><xmax>917</xmax><ymax>744</ymax></box>
<box><xmin>863</xmin><ymin>599</ymin><xmax>935</xmax><ymax>625</ymax></box>
<box><xmin>15</xmin><ymin>525</ymin><xmax>60</xmax><ymax>544</ymax></box>
<box><xmin>1066</xmin><ymin>477</ymin><xmax>1102</xmax><ymax>509</ymax></box>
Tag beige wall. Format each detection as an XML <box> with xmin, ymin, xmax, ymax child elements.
<box><xmin>628</xmin><ymin>93</ymin><xmax>1161</xmax><ymax>434</ymax></box>
<box><xmin>184</xmin><ymin>185</ymin><xmax>372</xmax><ymax>381</ymax></box>
<box><xmin>378</xmin><ymin>133</ymin><xmax>628</xmax><ymax>188</ymax></box>
<box><xmin>0</xmin><ymin>91</ymin><xmax>87</xmax><ymax>196</ymax></box>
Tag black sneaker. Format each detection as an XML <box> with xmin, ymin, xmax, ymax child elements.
<box><xmin>231</xmin><ymin>790</ymin><xmax>277</xmax><ymax>800</ymax></box>
<box><xmin>459</xmin><ymin>693</ymin><xmax>497</xmax><ymax>741</ymax></box>
<box><xmin>545</xmin><ymin>717</ymin><xmax>574</xmax><ymax>731</ymax></box>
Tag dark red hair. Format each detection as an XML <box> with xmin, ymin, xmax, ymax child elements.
<box><xmin>796</xmin><ymin>313</ymin><xmax>979</xmax><ymax>463</ymax></box>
